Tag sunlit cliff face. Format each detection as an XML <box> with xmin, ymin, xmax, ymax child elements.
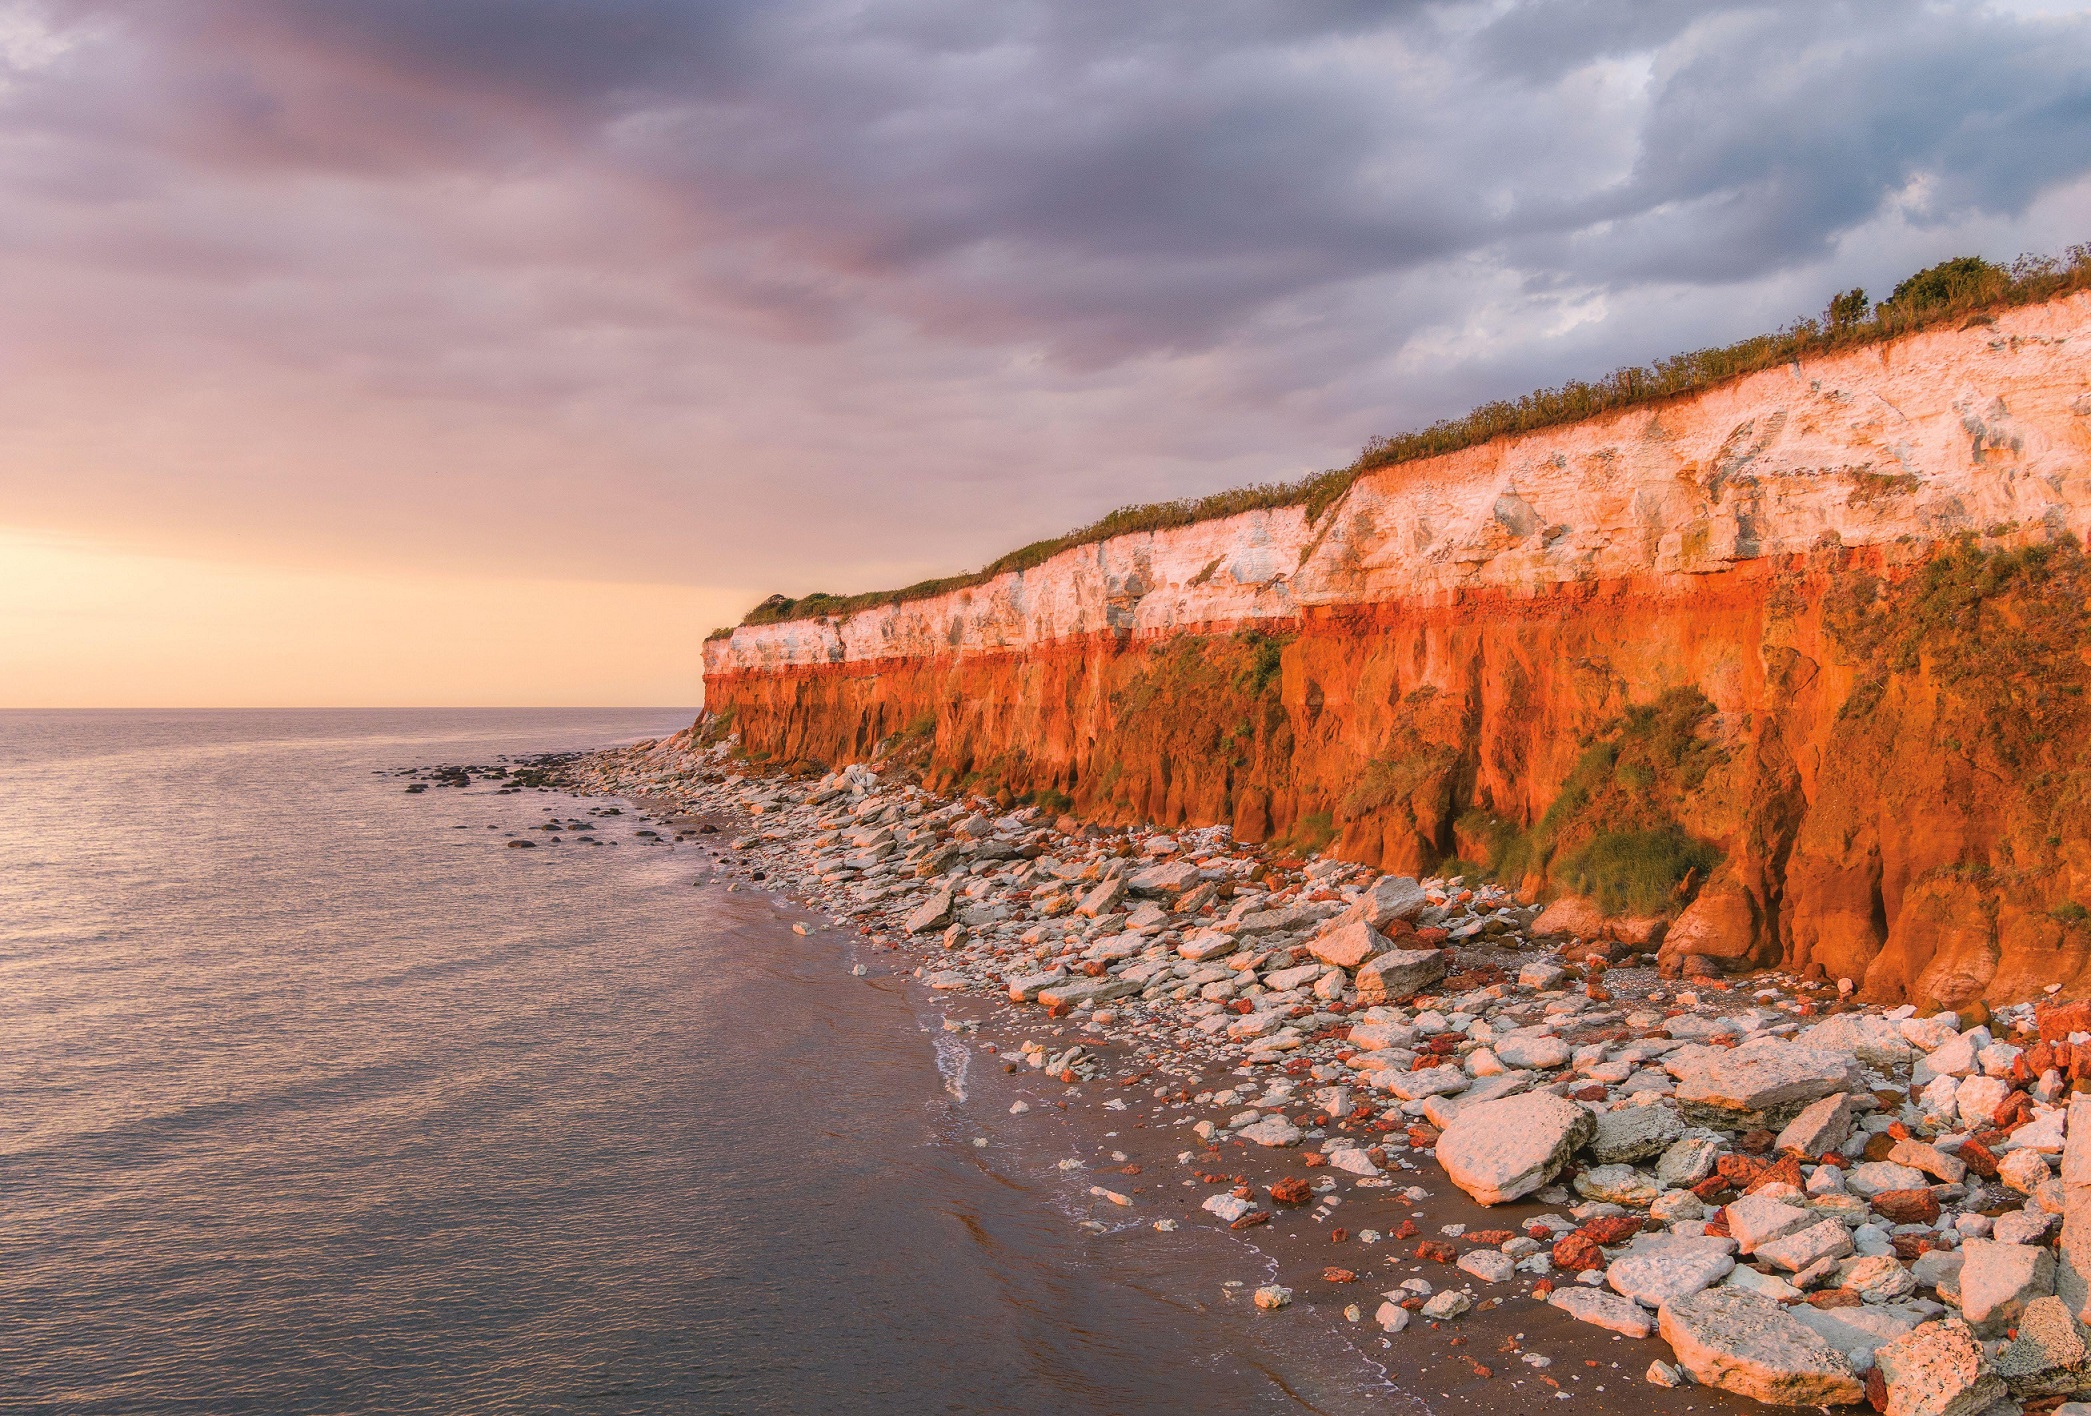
<box><xmin>4</xmin><ymin>0</ymin><xmax>2091</xmax><ymax>703</ymax></box>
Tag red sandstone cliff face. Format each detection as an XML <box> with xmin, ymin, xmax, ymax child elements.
<box><xmin>705</xmin><ymin>298</ymin><xmax>2091</xmax><ymax>1007</ymax></box>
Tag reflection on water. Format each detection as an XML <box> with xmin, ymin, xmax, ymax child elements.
<box><xmin>0</xmin><ymin>710</ymin><xmax>1361</xmax><ymax>1414</ymax></box>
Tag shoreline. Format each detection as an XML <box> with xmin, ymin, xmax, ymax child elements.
<box><xmin>515</xmin><ymin>723</ymin><xmax>2091</xmax><ymax>1416</ymax></box>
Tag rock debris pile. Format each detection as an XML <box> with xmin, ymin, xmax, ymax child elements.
<box><xmin>560</xmin><ymin>729</ymin><xmax>2091</xmax><ymax>1411</ymax></box>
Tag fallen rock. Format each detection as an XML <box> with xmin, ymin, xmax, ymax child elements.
<box><xmin>1575</xmin><ymin>1164</ymin><xmax>1659</xmax><ymax>1206</ymax></box>
<box><xmin>1357</xmin><ymin>875</ymin><xmax>1430</xmax><ymax>928</ymax></box>
<box><xmin>1891</xmin><ymin>1138</ymin><xmax>1970</xmax><ymax>1185</ymax></box>
<box><xmin>1496</xmin><ymin>1034</ymin><xmax>1571</xmax><ymax>1069</ymax></box>
<box><xmin>1254</xmin><ymin>1284</ymin><xmax>1292</xmax><ymax>1311</ymax></box>
<box><xmin>1726</xmin><ymin>1192</ymin><xmax>1814</xmax><ymax>1254</ymax></box>
<box><xmin>1436</xmin><ymin>1092</ymin><xmax>1595</xmax><ymax>1205</ymax></box>
<box><xmin>1550</xmin><ymin>1286</ymin><xmax>1655</xmax><ymax>1338</ymax></box>
<box><xmin>1076</xmin><ymin>878</ymin><xmax>1126</xmax><ymax>918</ymax></box>
<box><xmin>1756</xmin><ymin>1218</ymin><xmax>1857</xmax><ymax>1273</ymax></box>
<box><xmin>1960</xmin><ymin>1238</ymin><xmax>2056</xmax><ymax>1337</ymax></box>
<box><xmin>1873</xmin><ymin>1188</ymin><xmax>1943</xmax><ymax>1225</ymax></box>
<box><xmin>1036</xmin><ymin>976</ymin><xmax>1138</xmax><ymax>1009</ymax></box>
<box><xmin>905</xmin><ymin>888</ymin><xmax>955</xmax><ymax>933</ymax></box>
<box><xmin>1421</xmin><ymin>1290</ymin><xmax>1471</xmax><ymax>1320</ymax></box>
<box><xmin>1533</xmin><ymin>895</ymin><xmax>1605</xmax><ymax>938</ymax></box>
<box><xmin>2001</xmin><ymin>1149</ymin><xmax>2053</xmax><ymax>1196</ymax></box>
<box><xmin>1607</xmin><ymin>1239</ymin><xmax>1736</xmax><ymax>1307</ymax></box>
<box><xmin>1458</xmin><ymin>1249</ymin><xmax>1516</xmax><ymax>1284</ymax></box>
<box><xmin>1873</xmin><ymin>1318</ymin><xmax>2005</xmax><ymax>1416</ymax></box>
<box><xmin>1799</xmin><ymin>1014</ymin><xmax>1918</xmax><ymax>1066</ymax></box>
<box><xmin>1177</xmin><ymin>930</ymin><xmax>1238</xmax><ymax>963</ymax></box>
<box><xmin>1848</xmin><ymin>1161</ymin><xmax>1931</xmax><ymax>1198</ymax></box>
<box><xmin>1658</xmin><ymin>1288</ymin><xmax>1864</xmax><ymax>1406</ymax></box>
<box><xmin>1657</xmin><ymin>1135</ymin><xmax>1723</xmax><ymax>1188</ymax></box>
<box><xmin>1007</xmin><ymin>968</ymin><xmax>1068</xmax><ymax>1001</ymax></box>
<box><xmin>1788</xmin><ymin>1303</ymin><xmax>1922</xmax><ymax>1372</ymax></box>
<box><xmin>1591</xmin><ymin>1105</ymin><xmax>1687</xmax><ymax>1164</ymax></box>
<box><xmin>1307</xmin><ymin>919</ymin><xmax>1388</xmax><ymax>970</ymax></box>
<box><xmin>1672</xmin><ymin>1041</ymin><xmax>1862</xmax><ymax>1129</ymax></box>
<box><xmin>1127</xmin><ymin>859</ymin><xmax>1201</xmax><ymax>896</ymax></box>
<box><xmin>1354</xmin><ymin>948</ymin><xmax>1446</xmax><ymax>1005</ymax></box>
<box><xmin>1993</xmin><ymin>1295</ymin><xmax>2089</xmax><ymax>1396</ymax></box>
<box><xmin>1237</xmin><ymin>1115</ymin><xmax>1304</xmax><ymax>1148</ymax></box>
<box><xmin>1776</xmin><ymin>1092</ymin><xmax>1854</xmax><ymax>1158</ymax></box>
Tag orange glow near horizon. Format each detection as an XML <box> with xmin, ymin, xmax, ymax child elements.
<box><xmin>0</xmin><ymin>528</ymin><xmax>738</xmax><ymax>708</ymax></box>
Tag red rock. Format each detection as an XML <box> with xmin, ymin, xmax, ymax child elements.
<box><xmin>1465</xmin><ymin>1230</ymin><xmax>1516</xmax><ymax>1246</ymax></box>
<box><xmin>1269</xmin><ymin>1176</ymin><xmax>1311</xmax><ymax>1205</ymax></box>
<box><xmin>1872</xmin><ymin>1188</ymin><xmax>1941</xmax><ymax>1224</ymax></box>
<box><xmin>1416</xmin><ymin>1240</ymin><xmax>1457</xmax><ymax>1263</ymax></box>
<box><xmin>1746</xmin><ymin>1155</ymin><xmax>1805</xmax><ymax>1194</ymax></box>
<box><xmin>1994</xmin><ymin>1091</ymin><xmax>2034</xmax><ymax>1131</ymax></box>
<box><xmin>1406</xmin><ymin>1124</ymin><xmax>1440</xmax><ymax>1148</ymax></box>
<box><xmin>1393</xmin><ymin>1219</ymin><xmax>1419</xmax><ymax>1239</ymax></box>
<box><xmin>2039</xmin><ymin>1000</ymin><xmax>2091</xmax><ymax>1044</ymax></box>
<box><xmin>1960</xmin><ymin>1138</ymin><xmax>2002</xmax><ymax>1178</ymax></box>
<box><xmin>1717</xmin><ymin>1153</ymin><xmax>1770</xmax><ymax>1186</ymax></box>
<box><xmin>1301</xmin><ymin>1152</ymin><xmax>1328</xmax><ymax>1168</ymax></box>
<box><xmin>1807</xmin><ymin>1288</ymin><xmax>1863</xmax><ymax>1309</ymax></box>
<box><xmin>1324</xmin><ymin>1267</ymin><xmax>1356</xmax><ymax>1283</ymax></box>
<box><xmin>1738</xmin><ymin>1129</ymin><xmax>1776</xmax><ymax>1155</ymax></box>
<box><xmin>1551</xmin><ymin>1234</ymin><xmax>1604</xmax><ymax>1273</ymax></box>
<box><xmin>1579</xmin><ymin>1215</ymin><xmax>1643</xmax><ymax>1245</ymax></box>
<box><xmin>1230</xmin><ymin>1211</ymin><xmax>1270</xmax><ymax>1229</ymax></box>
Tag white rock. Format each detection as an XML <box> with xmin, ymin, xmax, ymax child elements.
<box><xmin>1756</xmin><ymin>1218</ymin><xmax>1857</xmax><ymax>1273</ymax></box>
<box><xmin>1726</xmin><ymin>1192</ymin><xmax>1813</xmax><ymax>1253</ymax></box>
<box><xmin>1496</xmin><ymin>1034</ymin><xmax>1571</xmax><ymax>1069</ymax></box>
<box><xmin>1457</xmin><ymin>1249</ymin><xmax>1516</xmax><ymax>1283</ymax></box>
<box><xmin>1848</xmin><ymin>1161</ymin><xmax>1931</xmax><ymax>1197</ymax></box>
<box><xmin>1607</xmin><ymin>1240</ymin><xmax>1735</xmax><ymax>1306</ymax></box>
<box><xmin>1657</xmin><ymin>1288</ymin><xmax>1864</xmax><ymax>1406</ymax></box>
<box><xmin>1237</xmin><ymin>1115</ymin><xmax>1303</xmax><ymax>1148</ymax></box>
<box><xmin>1435</xmin><ymin>1092</ymin><xmax>1595</xmax><ymax>1205</ymax></box>
<box><xmin>1959</xmin><ymin>1238</ymin><xmax>2056</xmax><ymax>1336</ymax></box>
<box><xmin>1550</xmin><ymin>1286</ymin><xmax>1654</xmax><ymax>1338</ymax></box>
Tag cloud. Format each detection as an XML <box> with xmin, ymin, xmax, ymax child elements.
<box><xmin>1</xmin><ymin>0</ymin><xmax>2089</xmax><ymax>620</ymax></box>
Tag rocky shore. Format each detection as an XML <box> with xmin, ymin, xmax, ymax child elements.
<box><xmin>551</xmin><ymin>723</ymin><xmax>2091</xmax><ymax>1415</ymax></box>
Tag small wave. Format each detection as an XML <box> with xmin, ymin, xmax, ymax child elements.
<box><xmin>933</xmin><ymin>1033</ymin><xmax>969</xmax><ymax>1101</ymax></box>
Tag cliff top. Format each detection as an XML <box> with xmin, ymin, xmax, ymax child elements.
<box><xmin>720</xmin><ymin>247</ymin><xmax>2091</xmax><ymax>637</ymax></box>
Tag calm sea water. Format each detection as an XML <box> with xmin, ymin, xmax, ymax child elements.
<box><xmin>0</xmin><ymin>710</ymin><xmax>1382</xmax><ymax>1415</ymax></box>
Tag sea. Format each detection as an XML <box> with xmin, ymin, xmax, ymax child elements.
<box><xmin>0</xmin><ymin>710</ymin><xmax>1403</xmax><ymax>1415</ymax></box>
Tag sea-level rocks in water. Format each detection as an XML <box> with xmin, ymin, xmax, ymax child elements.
<box><xmin>1435</xmin><ymin>1092</ymin><xmax>1593</xmax><ymax>1205</ymax></box>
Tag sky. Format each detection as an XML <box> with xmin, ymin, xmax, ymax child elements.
<box><xmin>4</xmin><ymin>0</ymin><xmax>2091</xmax><ymax>706</ymax></box>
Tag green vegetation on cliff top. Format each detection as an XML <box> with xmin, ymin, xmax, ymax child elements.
<box><xmin>720</xmin><ymin>247</ymin><xmax>2091</xmax><ymax>637</ymax></box>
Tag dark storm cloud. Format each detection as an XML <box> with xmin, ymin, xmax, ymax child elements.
<box><xmin>18</xmin><ymin>0</ymin><xmax>2091</xmax><ymax>361</ymax></box>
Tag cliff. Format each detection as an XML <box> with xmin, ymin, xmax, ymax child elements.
<box><xmin>704</xmin><ymin>294</ymin><xmax>2091</xmax><ymax>1007</ymax></box>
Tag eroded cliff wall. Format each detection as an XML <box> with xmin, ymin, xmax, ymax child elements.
<box><xmin>705</xmin><ymin>295</ymin><xmax>2091</xmax><ymax>1006</ymax></box>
